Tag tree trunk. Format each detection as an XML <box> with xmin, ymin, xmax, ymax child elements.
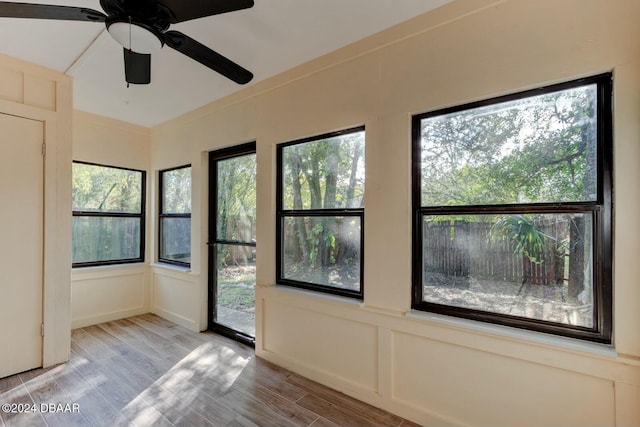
<box><xmin>320</xmin><ymin>147</ymin><xmax>339</xmax><ymax>270</ymax></box>
<box><xmin>346</xmin><ymin>142</ymin><xmax>363</xmax><ymax>208</ymax></box>
<box><xmin>568</xmin><ymin>216</ymin><xmax>585</xmax><ymax>302</ymax></box>
<box><xmin>303</xmin><ymin>152</ymin><xmax>322</xmax><ymax>210</ymax></box>
<box><xmin>289</xmin><ymin>152</ymin><xmax>310</xmax><ymax>264</ymax></box>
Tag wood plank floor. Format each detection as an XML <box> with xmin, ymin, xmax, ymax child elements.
<box><xmin>0</xmin><ymin>314</ymin><xmax>419</xmax><ymax>427</ymax></box>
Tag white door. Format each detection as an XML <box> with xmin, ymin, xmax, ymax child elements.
<box><xmin>0</xmin><ymin>113</ymin><xmax>44</xmax><ymax>378</ymax></box>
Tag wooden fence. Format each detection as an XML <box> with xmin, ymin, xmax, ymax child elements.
<box><xmin>423</xmin><ymin>218</ymin><xmax>570</xmax><ymax>286</ymax></box>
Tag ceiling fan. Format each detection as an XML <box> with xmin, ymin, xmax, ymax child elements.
<box><xmin>0</xmin><ymin>0</ymin><xmax>254</xmax><ymax>85</ymax></box>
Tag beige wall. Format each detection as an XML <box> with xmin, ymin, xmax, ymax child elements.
<box><xmin>150</xmin><ymin>0</ymin><xmax>640</xmax><ymax>425</ymax></box>
<box><xmin>0</xmin><ymin>54</ymin><xmax>72</xmax><ymax>367</ymax></box>
<box><xmin>71</xmin><ymin>110</ymin><xmax>152</xmax><ymax>329</ymax></box>
<box><xmin>73</xmin><ymin>110</ymin><xmax>151</xmax><ymax>171</ymax></box>
<box><xmin>147</xmin><ymin>113</ymin><xmax>202</xmax><ymax>330</ymax></box>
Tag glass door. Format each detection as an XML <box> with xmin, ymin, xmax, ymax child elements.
<box><xmin>208</xmin><ymin>142</ymin><xmax>256</xmax><ymax>345</ymax></box>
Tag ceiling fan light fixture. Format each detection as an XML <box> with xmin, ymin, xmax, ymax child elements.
<box><xmin>107</xmin><ymin>21</ymin><xmax>163</xmax><ymax>54</ymax></box>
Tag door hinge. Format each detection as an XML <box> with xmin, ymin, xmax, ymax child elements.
<box><xmin>41</xmin><ymin>324</ymin><xmax>45</xmax><ymax>337</ymax></box>
<box><xmin>42</xmin><ymin>143</ymin><xmax>46</xmax><ymax>157</ymax></box>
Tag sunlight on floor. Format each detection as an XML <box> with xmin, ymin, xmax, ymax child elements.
<box><xmin>122</xmin><ymin>342</ymin><xmax>250</xmax><ymax>423</ymax></box>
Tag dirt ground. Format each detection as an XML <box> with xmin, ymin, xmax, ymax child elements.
<box><xmin>424</xmin><ymin>272</ymin><xmax>593</xmax><ymax>327</ymax></box>
<box><xmin>217</xmin><ymin>263</ymin><xmax>592</xmax><ymax>329</ymax></box>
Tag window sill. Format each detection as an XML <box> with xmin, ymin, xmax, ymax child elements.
<box><xmin>150</xmin><ymin>262</ymin><xmax>192</xmax><ymax>273</ymax></box>
<box><xmin>273</xmin><ymin>283</ymin><xmax>364</xmax><ymax>307</ymax></box>
<box><xmin>405</xmin><ymin>309</ymin><xmax>616</xmax><ymax>359</ymax></box>
<box><xmin>72</xmin><ymin>262</ymin><xmax>147</xmax><ymax>272</ymax></box>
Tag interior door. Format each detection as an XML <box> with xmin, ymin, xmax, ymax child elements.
<box><xmin>0</xmin><ymin>113</ymin><xmax>44</xmax><ymax>378</ymax></box>
<box><xmin>208</xmin><ymin>142</ymin><xmax>256</xmax><ymax>346</ymax></box>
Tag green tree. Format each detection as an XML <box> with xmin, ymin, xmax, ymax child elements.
<box><xmin>420</xmin><ymin>85</ymin><xmax>597</xmax><ymax>206</ymax></box>
<box><xmin>72</xmin><ymin>163</ymin><xmax>142</xmax><ymax>263</ymax></box>
<box><xmin>420</xmin><ymin>85</ymin><xmax>597</xmax><ymax>301</ymax></box>
<box><xmin>282</xmin><ymin>132</ymin><xmax>364</xmax><ymax>287</ymax></box>
<box><xmin>217</xmin><ymin>154</ymin><xmax>256</xmax><ymax>265</ymax></box>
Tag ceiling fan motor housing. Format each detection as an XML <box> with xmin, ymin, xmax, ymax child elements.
<box><xmin>106</xmin><ymin>19</ymin><xmax>164</xmax><ymax>54</ymax></box>
<box><xmin>103</xmin><ymin>0</ymin><xmax>174</xmax><ymax>54</ymax></box>
<box><xmin>100</xmin><ymin>0</ymin><xmax>173</xmax><ymax>30</ymax></box>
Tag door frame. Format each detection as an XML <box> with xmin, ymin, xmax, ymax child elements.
<box><xmin>0</xmin><ymin>112</ymin><xmax>45</xmax><ymax>376</ymax></box>
<box><xmin>208</xmin><ymin>141</ymin><xmax>256</xmax><ymax>347</ymax></box>
<box><xmin>0</xmin><ymin>61</ymin><xmax>73</xmax><ymax>370</ymax></box>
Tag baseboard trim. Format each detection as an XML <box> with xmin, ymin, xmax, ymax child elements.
<box><xmin>71</xmin><ymin>306</ymin><xmax>147</xmax><ymax>329</ymax></box>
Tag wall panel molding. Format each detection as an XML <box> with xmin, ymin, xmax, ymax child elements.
<box><xmin>257</xmin><ymin>286</ymin><xmax>639</xmax><ymax>426</ymax></box>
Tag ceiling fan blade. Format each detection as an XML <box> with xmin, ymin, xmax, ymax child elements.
<box><xmin>163</xmin><ymin>30</ymin><xmax>252</xmax><ymax>85</ymax></box>
<box><xmin>157</xmin><ymin>0</ymin><xmax>253</xmax><ymax>24</ymax></box>
<box><xmin>0</xmin><ymin>2</ymin><xmax>105</xmax><ymax>22</ymax></box>
<box><xmin>99</xmin><ymin>0</ymin><xmax>125</xmax><ymax>17</ymax></box>
<box><xmin>123</xmin><ymin>48</ymin><xmax>151</xmax><ymax>85</ymax></box>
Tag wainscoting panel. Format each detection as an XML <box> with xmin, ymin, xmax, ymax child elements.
<box><xmin>71</xmin><ymin>265</ymin><xmax>149</xmax><ymax>329</ymax></box>
<box><xmin>263</xmin><ymin>297</ymin><xmax>378</xmax><ymax>394</ymax></box>
<box><xmin>151</xmin><ymin>267</ymin><xmax>200</xmax><ymax>331</ymax></box>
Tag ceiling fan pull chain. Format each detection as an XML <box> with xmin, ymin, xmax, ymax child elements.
<box><xmin>127</xmin><ymin>15</ymin><xmax>131</xmax><ymax>88</ymax></box>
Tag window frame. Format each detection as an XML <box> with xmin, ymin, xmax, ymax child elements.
<box><xmin>72</xmin><ymin>160</ymin><xmax>146</xmax><ymax>268</ymax></box>
<box><xmin>411</xmin><ymin>74</ymin><xmax>613</xmax><ymax>343</ymax></box>
<box><xmin>158</xmin><ymin>164</ymin><xmax>192</xmax><ymax>267</ymax></box>
<box><xmin>276</xmin><ymin>126</ymin><xmax>366</xmax><ymax>300</ymax></box>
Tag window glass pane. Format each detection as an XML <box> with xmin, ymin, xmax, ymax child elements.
<box><xmin>282</xmin><ymin>216</ymin><xmax>361</xmax><ymax>292</ymax></box>
<box><xmin>217</xmin><ymin>154</ymin><xmax>256</xmax><ymax>242</ymax></box>
<box><xmin>422</xmin><ymin>213</ymin><xmax>593</xmax><ymax>328</ymax></box>
<box><xmin>420</xmin><ymin>85</ymin><xmax>598</xmax><ymax>206</ymax></box>
<box><xmin>72</xmin><ymin>216</ymin><xmax>141</xmax><ymax>264</ymax></box>
<box><xmin>72</xmin><ymin>163</ymin><xmax>142</xmax><ymax>213</ymax></box>
<box><xmin>160</xmin><ymin>217</ymin><xmax>191</xmax><ymax>264</ymax></box>
<box><xmin>282</xmin><ymin>131</ymin><xmax>365</xmax><ymax>210</ymax></box>
<box><xmin>162</xmin><ymin>167</ymin><xmax>191</xmax><ymax>214</ymax></box>
<box><xmin>215</xmin><ymin>243</ymin><xmax>255</xmax><ymax>337</ymax></box>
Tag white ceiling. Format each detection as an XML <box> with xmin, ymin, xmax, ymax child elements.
<box><xmin>0</xmin><ymin>0</ymin><xmax>452</xmax><ymax>126</ymax></box>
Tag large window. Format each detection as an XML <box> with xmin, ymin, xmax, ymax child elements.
<box><xmin>277</xmin><ymin>127</ymin><xmax>365</xmax><ymax>299</ymax></box>
<box><xmin>72</xmin><ymin>161</ymin><xmax>145</xmax><ymax>267</ymax></box>
<box><xmin>412</xmin><ymin>74</ymin><xmax>612</xmax><ymax>343</ymax></box>
<box><xmin>159</xmin><ymin>165</ymin><xmax>192</xmax><ymax>266</ymax></box>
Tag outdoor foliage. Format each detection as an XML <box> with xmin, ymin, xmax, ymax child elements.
<box><xmin>162</xmin><ymin>167</ymin><xmax>191</xmax><ymax>213</ymax></box>
<box><xmin>282</xmin><ymin>132</ymin><xmax>365</xmax><ymax>210</ymax></box>
<box><xmin>492</xmin><ymin>214</ymin><xmax>550</xmax><ymax>264</ymax></box>
<box><xmin>217</xmin><ymin>154</ymin><xmax>256</xmax><ymax>265</ymax></box>
<box><xmin>420</xmin><ymin>85</ymin><xmax>597</xmax><ymax>206</ymax></box>
<box><xmin>214</xmin><ymin>153</ymin><xmax>257</xmax><ymax>336</ymax></box>
<box><xmin>72</xmin><ymin>163</ymin><xmax>143</xmax><ymax>264</ymax></box>
<box><xmin>418</xmin><ymin>84</ymin><xmax>599</xmax><ymax>325</ymax></box>
<box><xmin>160</xmin><ymin>166</ymin><xmax>191</xmax><ymax>263</ymax></box>
<box><xmin>73</xmin><ymin>163</ymin><xmax>142</xmax><ymax>213</ymax></box>
<box><xmin>160</xmin><ymin>217</ymin><xmax>191</xmax><ymax>263</ymax></box>
<box><xmin>281</xmin><ymin>131</ymin><xmax>365</xmax><ymax>291</ymax></box>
